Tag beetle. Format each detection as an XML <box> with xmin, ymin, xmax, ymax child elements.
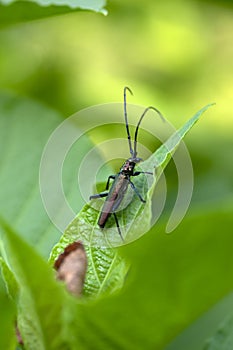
<box><xmin>90</xmin><ymin>87</ymin><xmax>164</xmax><ymax>240</ymax></box>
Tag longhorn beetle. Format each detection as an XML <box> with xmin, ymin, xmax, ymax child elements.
<box><xmin>90</xmin><ymin>87</ymin><xmax>164</xmax><ymax>240</ymax></box>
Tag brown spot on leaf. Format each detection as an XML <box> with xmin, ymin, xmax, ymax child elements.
<box><xmin>54</xmin><ymin>241</ymin><xmax>87</xmax><ymax>297</ymax></box>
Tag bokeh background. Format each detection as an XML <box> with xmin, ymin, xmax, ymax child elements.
<box><xmin>0</xmin><ymin>0</ymin><xmax>232</xmax><ymax>207</ymax></box>
<box><xmin>0</xmin><ymin>0</ymin><xmax>233</xmax><ymax>349</ymax></box>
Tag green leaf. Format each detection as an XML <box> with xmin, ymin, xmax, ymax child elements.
<box><xmin>0</xmin><ymin>219</ymin><xmax>84</xmax><ymax>350</ymax></box>
<box><xmin>50</xmin><ymin>235</ymin><xmax>129</xmax><ymax>298</ymax></box>
<box><xmin>0</xmin><ymin>91</ymin><xmax>119</xmax><ymax>299</ymax></box>
<box><xmin>0</xmin><ymin>93</ymin><xmax>221</xmax><ymax>348</ymax></box>
<box><xmin>0</xmin><ymin>257</ymin><xmax>19</xmax><ymax>300</ymax></box>
<box><xmin>51</xmin><ymin>104</ymin><xmax>214</xmax><ymax>246</ymax></box>
<box><xmin>0</xmin><ymin>92</ymin><xmax>98</xmax><ymax>258</ymax></box>
<box><xmin>0</xmin><ymin>274</ymin><xmax>16</xmax><ymax>350</ymax></box>
<box><xmin>0</xmin><ymin>0</ymin><xmax>105</xmax><ymax>8</ymax></box>
<box><xmin>165</xmin><ymin>290</ymin><xmax>233</xmax><ymax>350</ymax></box>
<box><xmin>1</xmin><ymin>200</ymin><xmax>233</xmax><ymax>349</ymax></box>
<box><xmin>202</xmin><ymin>315</ymin><xmax>233</xmax><ymax>350</ymax></box>
<box><xmin>50</xmin><ymin>103</ymin><xmax>213</xmax><ymax>297</ymax></box>
<box><xmin>0</xmin><ymin>0</ymin><xmax>107</xmax><ymax>30</ymax></box>
<box><xmin>80</xmin><ymin>208</ymin><xmax>233</xmax><ymax>350</ymax></box>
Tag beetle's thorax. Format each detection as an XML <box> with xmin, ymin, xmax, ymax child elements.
<box><xmin>120</xmin><ymin>157</ymin><xmax>142</xmax><ymax>176</ymax></box>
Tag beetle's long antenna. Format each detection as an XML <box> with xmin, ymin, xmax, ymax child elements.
<box><xmin>124</xmin><ymin>86</ymin><xmax>134</xmax><ymax>157</ymax></box>
<box><xmin>134</xmin><ymin>106</ymin><xmax>165</xmax><ymax>158</ymax></box>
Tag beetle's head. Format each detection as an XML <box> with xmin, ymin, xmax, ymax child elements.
<box><xmin>128</xmin><ymin>157</ymin><xmax>142</xmax><ymax>164</ymax></box>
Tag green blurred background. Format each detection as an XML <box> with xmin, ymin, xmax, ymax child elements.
<box><xmin>0</xmin><ymin>0</ymin><xmax>232</xmax><ymax>118</ymax></box>
<box><xmin>0</xmin><ymin>0</ymin><xmax>233</xmax><ymax>348</ymax></box>
<box><xmin>1</xmin><ymin>0</ymin><xmax>232</xmax><ymax>213</ymax></box>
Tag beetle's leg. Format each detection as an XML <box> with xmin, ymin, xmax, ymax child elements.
<box><xmin>106</xmin><ymin>175</ymin><xmax>116</xmax><ymax>190</ymax></box>
<box><xmin>132</xmin><ymin>171</ymin><xmax>153</xmax><ymax>176</ymax></box>
<box><xmin>90</xmin><ymin>174</ymin><xmax>115</xmax><ymax>200</ymax></box>
<box><xmin>113</xmin><ymin>212</ymin><xmax>124</xmax><ymax>241</ymax></box>
<box><xmin>89</xmin><ymin>192</ymin><xmax>108</xmax><ymax>200</ymax></box>
<box><xmin>128</xmin><ymin>179</ymin><xmax>146</xmax><ymax>203</ymax></box>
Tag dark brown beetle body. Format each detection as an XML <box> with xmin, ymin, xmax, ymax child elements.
<box><xmin>98</xmin><ymin>159</ymin><xmax>140</xmax><ymax>228</ymax></box>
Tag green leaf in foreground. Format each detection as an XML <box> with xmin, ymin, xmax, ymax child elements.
<box><xmin>165</xmin><ymin>290</ymin><xmax>233</xmax><ymax>350</ymax></box>
<box><xmin>1</xmin><ymin>208</ymin><xmax>233</xmax><ymax>349</ymax></box>
<box><xmin>0</xmin><ymin>257</ymin><xmax>19</xmax><ymax>301</ymax></box>
<box><xmin>50</xmin><ymin>103</ymin><xmax>214</xmax><ymax>297</ymax></box>
<box><xmin>0</xmin><ymin>277</ymin><xmax>16</xmax><ymax>350</ymax></box>
<box><xmin>166</xmin><ymin>289</ymin><xmax>233</xmax><ymax>350</ymax></box>
<box><xmin>0</xmin><ymin>0</ymin><xmax>106</xmax><ymax>10</ymax></box>
<box><xmin>78</xmin><ymin>208</ymin><xmax>233</xmax><ymax>350</ymax></box>
<box><xmin>0</xmin><ymin>0</ymin><xmax>107</xmax><ymax>30</ymax></box>
<box><xmin>203</xmin><ymin>315</ymin><xmax>233</xmax><ymax>350</ymax></box>
<box><xmin>0</xmin><ymin>220</ymin><xmax>83</xmax><ymax>350</ymax></box>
